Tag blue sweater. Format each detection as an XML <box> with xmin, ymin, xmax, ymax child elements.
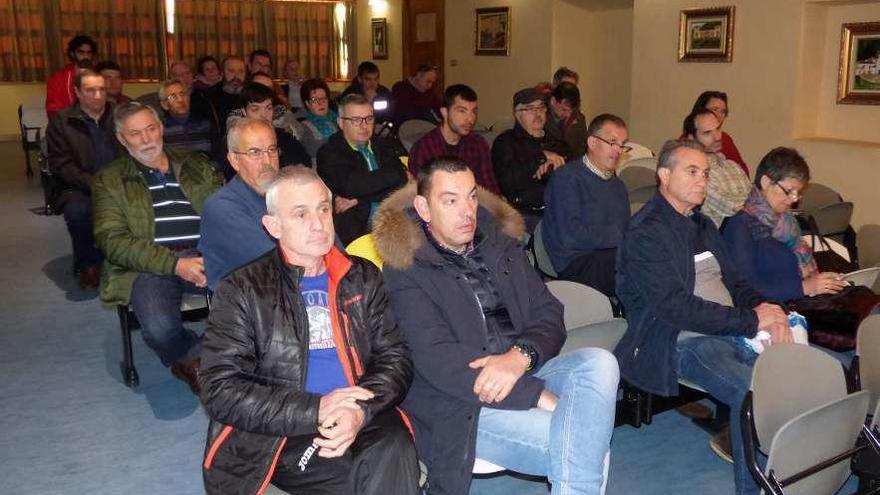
<box><xmin>542</xmin><ymin>159</ymin><xmax>630</xmax><ymax>272</ymax></box>
<box><xmin>721</xmin><ymin>211</ymin><xmax>804</xmax><ymax>301</ymax></box>
<box><xmin>198</xmin><ymin>176</ymin><xmax>276</xmax><ymax>289</ymax></box>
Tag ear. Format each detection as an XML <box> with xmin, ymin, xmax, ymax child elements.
<box><xmin>759</xmin><ymin>175</ymin><xmax>772</xmax><ymax>191</ymax></box>
<box><xmin>115</xmin><ymin>132</ymin><xmax>126</xmax><ymax>147</ymax></box>
<box><xmin>262</xmin><ymin>214</ymin><xmax>281</xmax><ymax>240</ymax></box>
<box><xmin>159</xmin><ymin>100</ymin><xmax>170</xmax><ymax>111</ymax></box>
<box><xmin>413</xmin><ymin>195</ymin><xmax>431</xmax><ymax>224</ymax></box>
<box><xmin>586</xmin><ymin>134</ymin><xmax>597</xmax><ymax>152</ymax></box>
<box><xmin>439</xmin><ymin>106</ymin><xmax>448</xmax><ymax>122</ymax></box>
<box><xmin>227</xmin><ymin>152</ymin><xmax>241</xmax><ymax>173</ymax></box>
<box><xmin>657</xmin><ymin>167</ymin><xmax>671</xmax><ymax>187</ymax></box>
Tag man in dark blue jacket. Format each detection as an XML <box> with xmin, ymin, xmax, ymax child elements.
<box><xmin>374</xmin><ymin>157</ymin><xmax>619</xmax><ymax>495</ymax></box>
<box><xmin>614</xmin><ymin>139</ymin><xmax>792</xmax><ymax>495</ymax></box>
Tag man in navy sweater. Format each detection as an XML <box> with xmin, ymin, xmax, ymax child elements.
<box><xmin>542</xmin><ymin>114</ymin><xmax>631</xmax><ymax>297</ymax></box>
<box><xmin>199</xmin><ymin>118</ymin><xmax>280</xmax><ymax>289</ymax></box>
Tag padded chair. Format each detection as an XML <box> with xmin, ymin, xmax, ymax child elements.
<box><xmin>740</xmin><ymin>344</ymin><xmax>870</xmax><ymax>493</ymax></box>
<box><xmin>117</xmin><ymin>292</ymin><xmax>209</xmax><ymax>387</ymax></box>
<box><xmin>620</xmin><ymin>141</ymin><xmax>653</xmax><ymax>162</ymax></box>
<box><xmin>630</xmin><ymin>202</ymin><xmax>646</xmax><ymax>216</ymax></box>
<box><xmin>618</xmin><ymin>155</ymin><xmax>657</xmax><ymax>175</ymax></box>
<box><xmin>618</xmin><ymin>165</ymin><xmax>656</xmax><ymax>192</ymax></box>
<box><xmin>811</xmin><ymin>201</ymin><xmax>853</xmax><ymax>239</ymax></box>
<box><xmin>857</xmin><ymin>224</ymin><xmax>880</xmax><ymax>269</ymax></box>
<box><xmin>798</xmin><ymin>183</ymin><xmax>843</xmax><ymax>213</ymax></box>
<box><xmin>856</xmin><ymin>315</ymin><xmax>880</xmax><ymax>416</ymax></box>
<box><xmin>628</xmin><ymin>185</ymin><xmax>656</xmax><ymax>205</ymax></box>
<box><xmin>532</xmin><ymin>220</ymin><xmax>557</xmax><ymax>278</ymax></box>
<box><xmin>345</xmin><ymin>233</ymin><xmax>383</xmax><ymax>269</ymax></box>
<box><xmin>398</xmin><ymin>119</ymin><xmax>436</xmax><ymax>153</ymax></box>
<box><xmin>489</xmin><ymin>117</ymin><xmax>515</xmax><ymax>134</ymax></box>
<box><xmin>19</xmin><ymin>100</ymin><xmax>48</xmax><ymax>177</ymax></box>
<box><xmin>547</xmin><ymin>280</ymin><xmax>627</xmax><ymax>354</ymax></box>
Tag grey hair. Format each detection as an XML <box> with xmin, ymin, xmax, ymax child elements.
<box><xmin>158</xmin><ymin>79</ymin><xmax>184</xmax><ymax>101</ymax></box>
<box><xmin>226</xmin><ymin>117</ymin><xmax>275</xmax><ymax>152</ymax></box>
<box><xmin>656</xmin><ymin>139</ymin><xmax>706</xmax><ymax>170</ymax></box>
<box><xmin>264</xmin><ymin>166</ymin><xmax>330</xmax><ymax>215</ymax></box>
<box><xmin>337</xmin><ymin>93</ymin><xmax>370</xmax><ymax>118</ymax></box>
<box><xmin>113</xmin><ymin>101</ymin><xmax>161</xmax><ymax>134</ymax></box>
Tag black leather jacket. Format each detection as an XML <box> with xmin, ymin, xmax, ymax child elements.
<box><xmin>200</xmin><ymin>246</ymin><xmax>412</xmax><ymax>495</ymax></box>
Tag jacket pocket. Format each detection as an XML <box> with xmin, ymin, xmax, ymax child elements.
<box><xmin>203</xmin><ymin>424</ymin><xmax>234</xmax><ymax>470</ymax></box>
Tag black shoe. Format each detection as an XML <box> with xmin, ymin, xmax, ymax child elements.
<box><xmin>171</xmin><ymin>358</ymin><xmax>201</xmax><ymax>395</ymax></box>
<box><xmin>709</xmin><ymin>428</ymin><xmax>734</xmax><ymax>464</ymax></box>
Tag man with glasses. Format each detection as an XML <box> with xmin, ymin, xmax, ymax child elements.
<box><xmin>232</xmin><ymin>83</ymin><xmax>311</xmax><ymax>170</ymax></box>
<box><xmin>492</xmin><ymin>87</ymin><xmax>570</xmax><ymax>233</ymax></box>
<box><xmin>683</xmin><ymin>108</ymin><xmax>751</xmax><ymax>228</ymax></box>
<box><xmin>92</xmin><ymin>102</ymin><xmax>222</xmax><ymax>394</ymax></box>
<box><xmin>199</xmin><ymin>118</ymin><xmax>282</xmax><ymax>289</ymax></box>
<box><xmin>316</xmin><ymin>94</ymin><xmax>407</xmax><ymax>245</ymax></box>
<box><xmin>543</xmin><ymin>113</ymin><xmax>630</xmax><ymax>299</ymax></box>
<box><xmin>158</xmin><ymin>79</ymin><xmax>222</xmax><ymax>170</ymax></box>
<box><xmin>46</xmin><ymin>69</ymin><xmax>123</xmax><ymax>289</ymax></box>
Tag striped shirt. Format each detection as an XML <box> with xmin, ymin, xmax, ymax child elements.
<box><xmin>137</xmin><ymin>162</ymin><xmax>202</xmax><ymax>249</ymax></box>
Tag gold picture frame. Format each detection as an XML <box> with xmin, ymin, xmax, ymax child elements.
<box><xmin>678</xmin><ymin>6</ymin><xmax>735</xmax><ymax>63</ymax></box>
<box><xmin>474</xmin><ymin>7</ymin><xmax>510</xmax><ymax>56</ymax></box>
<box><xmin>837</xmin><ymin>22</ymin><xmax>880</xmax><ymax>105</ymax></box>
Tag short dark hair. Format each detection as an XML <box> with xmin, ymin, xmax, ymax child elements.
<box><xmin>682</xmin><ymin>108</ymin><xmax>716</xmax><ymax>137</ymax></box>
<box><xmin>414</xmin><ymin>63</ymin><xmax>438</xmax><ymax>74</ymax></box>
<box><xmin>586</xmin><ymin>113</ymin><xmax>626</xmax><ymax>137</ymax></box>
<box><xmin>552</xmin><ymin>66</ymin><xmax>579</xmax><ymax>86</ymax></box>
<box><xmin>74</xmin><ymin>69</ymin><xmax>101</xmax><ymax>90</ymax></box>
<box><xmin>357</xmin><ymin>61</ymin><xmax>380</xmax><ymax>77</ymax></box>
<box><xmin>442</xmin><ymin>84</ymin><xmax>477</xmax><ymax>109</ymax></box>
<box><xmin>240</xmin><ymin>82</ymin><xmax>275</xmax><ymax>106</ymax></box>
<box><xmin>754</xmin><ymin>147</ymin><xmax>811</xmax><ymax>189</ymax></box>
<box><xmin>551</xmin><ymin>82</ymin><xmax>580</xmax><ymax>108</ymax></box>
<box><xmin>196</xmin><ymin>55</ymin><xmax>219</xmax><ymax>75</ymax></box>
<box><xmin>67</xmin><ymin>35</ymin><xmax>97</xmax><ymax>62</ymax></box>
<box><xmin>221</xmin><ymin>56</ymin><xmax>244</xmax><ymax>71</ymax></box>
<box><xmin>300</xmin><ymin>78</ymin><xmax>330</xmax><ymax>107</ymax></box>
<box><xmin>249</xmin><ymin>49</ymin><xmax>272</xmax><ymax>66</ymax></box>
<box><xmin>691</xmin><ymin>90</ymin><xmax>728</xmax><ymax>114</ymax></box>
<box><xmin>656</xmin><ymin>139</ymin><xmax>706</xmax><ymax>170</ymax></box>
<box><xmin>416</xmin><ymin>156</ymin><xmax>470</xmax><ymax>197</ymax></box>
<box><xmin>94</xmin><ymin>60</ymin><xmax>121</xmax><ymax>74</ymax></box>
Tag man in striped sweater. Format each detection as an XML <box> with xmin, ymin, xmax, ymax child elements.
<box><xmin>92</xmin><ymin>102</ymin><xmax>222</xmax><ymax>394</ymax></box>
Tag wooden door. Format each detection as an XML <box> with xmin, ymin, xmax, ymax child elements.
<box><xmin>402</xmin><ymin>0</ymin><xmax>445</xmax><ymax>92</ymax></box>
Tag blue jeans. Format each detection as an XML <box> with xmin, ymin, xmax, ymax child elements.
<box><xmin>474</xmin><ymin>348</ymin><xmax>620</xmax><ymax>495</ymax></box>
<box><xmin>676</xmin><ymin>336</ymin><xmax>759</xmax><ymax>495</ymax></box>
<box><xmin>129</xmin><ymin>251</ymin><xmax>203</xmax><ymax>366</ymax></box>
<box><xmin>62</xmin><ymin>191</ymin><xmax>102</xmax><ymax>270</ymax></box>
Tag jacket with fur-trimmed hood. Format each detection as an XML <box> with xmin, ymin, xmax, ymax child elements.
<box><xmin>372</xmin><ymin>183</ymin><xmax>565</xmax><ymax>495</ymax></box>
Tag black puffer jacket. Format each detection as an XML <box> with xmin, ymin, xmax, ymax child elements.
<box><xmin>200</xmin><ymin>246</ymin><xmax>412</xmax><ymax>495</ymax></box>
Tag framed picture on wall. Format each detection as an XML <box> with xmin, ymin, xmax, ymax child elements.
<box><xmin>837</xmin><ymin>22</ymin><xmax>880</xmax><ymax>105</ymax></box>
<box><xmin>474</xmin><ymin>7</ymin><xmax>510</xmax><ymax>56</ymax></box>
<box><xmin>372</xmin><ymin>18</ymin><xmax>388</xmax><ymax>60</ymax></box>
<box><xmin>678</xmin><ymin>6</ymin><xmax>735</xmax><ymax>63</ymax></box>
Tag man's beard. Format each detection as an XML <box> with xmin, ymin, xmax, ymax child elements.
<box><xmin>223</xmin><ymin>80</ymin><xmax>243</xmax><ymax>94</ymax></box>
<box><xmin>128</xmin><ymin>143</ymin><xmax>164</xmax><ymax>165</ymax></box>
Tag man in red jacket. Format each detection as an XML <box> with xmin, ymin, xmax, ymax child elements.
<box><xmin>46</xmin><ymin>35</ymin><xmax>97</xmax><ymax>118</ymax></box>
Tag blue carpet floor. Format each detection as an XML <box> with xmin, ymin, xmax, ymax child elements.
<box><xmin>0</xmin><ymin>144</ymin><xmax>858</xmax><ymax>494</ymax></box>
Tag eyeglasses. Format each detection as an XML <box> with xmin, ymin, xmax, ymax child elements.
<box><xmin>340</xmin><ymin>115</ymin><xmax>375</xmax><ymax>126</ymax></box>
<box><xmin>516</xmin><ymin>103</ymin><xmax>546</xmax><ymax>114</ymax></box>
<box><xmin>775</xmin><ymin>181</ymin><xmax>801</xmax><ymax>201</ymax></box>
<box><xmin>163</xmin><ymin>91</ymin><xmax>188</xmax><ymax>103</ymax></box>
<box><xmin>232</xmin><ymin>146</ymin><xmax>281</xmax><ymax>161</ymax></box>
<box><xmin>590</xmin><ymin>134</ymin><xmax>633</xmax><ymax>153</ymax></box>
<box><xmin>308</xmin><ymin>97</ymin><xmax>328</xmax><ymax>104</ymax></box>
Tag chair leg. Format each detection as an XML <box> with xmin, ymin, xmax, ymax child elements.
<box><xmin>24</xmin><ymin>148</ymin><xmax>33</xmax><ymax>177</ymax></box>
<box><xmin>117</xmin><ymin>305</ymin><xmax>139</xmax><ymax>388</ymax></box>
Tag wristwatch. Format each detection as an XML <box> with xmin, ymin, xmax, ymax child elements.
<box><xmin>511</xmin><ymin>343</ymin><xmax>537</xmax><ymax>371</ymax></box>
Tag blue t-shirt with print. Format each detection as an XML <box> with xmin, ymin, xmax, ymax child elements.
<box><xmin>301</xmin><ymin>272</ymin><xmax>349</xmax><ymax>395</ymax></box>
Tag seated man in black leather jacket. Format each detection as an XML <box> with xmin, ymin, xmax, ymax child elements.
<box><xmin>200</xmin><ymin>166</ymin><xmax>418</xmax><ymax>495</ymax></box>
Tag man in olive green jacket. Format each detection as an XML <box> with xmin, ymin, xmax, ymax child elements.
<box><xmin>92</xmin><ymin>102</ymin><xmax>222</xmax><ymax>393</ymax></box>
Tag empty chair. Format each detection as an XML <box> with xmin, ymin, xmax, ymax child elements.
<box><xmin>811</xmin><ymin>201</ymin><xmax>853</xmax><ymax>238</ymax></box>
<box><xmin>19</xmin><ymin>97</ymin><xmax>48</xmax><ymax>177</ymax></box>
<box><xmin>490</xmin><ymin>117</ymin><xmax>515</xmax><ymax>134</ymax></box>
<box><xmin>398</xmin><ymin>119</ymin><xmax>436</xmax><ymax>153</ymax></box>
<box><xmin>798</xmin><ymin>182</ymin><xmax>843</xmax><ymax>213</ymax></box>
<box><xmin>857</xmin><ymin>224</ymin><xmax>880</xmax><ymax>268</ymax></box>
<box><xmin>346</xmin><ymin>233</ymin><xmax>383</xmax><ymax>269</ymax></box>
<box><xmin>619</xmin><ymin>165</ymin><xmax>656</xmax><ymax>192</ymax></box>
<box><xmin>628</xmin><ymin>185</ymin><xmax>656</xmax><ymax>205</ymax></box>
<box><xmin>547</xmin><ymin>280</ymin><xmax>627</xmax><ymax>354</ymax></box>
<box><xmin>620</xmin><ymin>141</ymin><xmax>653</xmax><ymax>161</ymax></box>
<box><xmin>618</xmin><ymin>156</ymin><xmax>656</xmax><ymax>173</ymax></box>
<box><xmin>857</xmin><ymin>314</ymin><xmax>880</xmax><ymax>415</ymax></box>
<box><xmin>532</xmin><ymin>220</ymin><xmax>557</xmax><ymax>278</ymax></box>
<box><xmin>760</xmin><ymin>391</ymin><xmax>871</xmax><ymax>495</ymax></box>
<box><xmin>844</xmin><ymin>267</ymin><xmax>880</xmax><ymax>289</ymax></box>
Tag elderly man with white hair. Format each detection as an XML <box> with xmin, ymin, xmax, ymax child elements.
<box><xmin>92</xmin><ymin>101</ymin><xmax>222</xmax><ymax>394</ymax></box>
<box><xmin>200</xmin><ymin>166</ymin><xmax>419</xmax><ymax>495</ymax></box>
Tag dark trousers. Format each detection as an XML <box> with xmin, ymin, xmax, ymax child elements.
<box><xmin>271</xmin><ymin>410</ymin><xmax>420</xmax><ymax>495</ymax></box>
<box><xmin>129</xmin><ymin>250</ymin><xmax>203</xmax><ymax>366</ymax></box>
<box><xmin>558</xmin><ymin>248</ymin><xmax>618</xmax><ymax>298</ymax></box>
<box><xmin>62</xmin><ymin>191</ymin><xmax>102</xmax><ymax>270</ymax></box>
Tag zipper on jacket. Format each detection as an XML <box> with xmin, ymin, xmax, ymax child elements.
<box><xmin>255</xmin><ymin>437</ymin><xmax>287</xmax><ymax>495</ymax></box>
<box><xmin>203</xmin><ymin>424</ymin><xmax>234</xmax><ymax>470</ymax></box>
